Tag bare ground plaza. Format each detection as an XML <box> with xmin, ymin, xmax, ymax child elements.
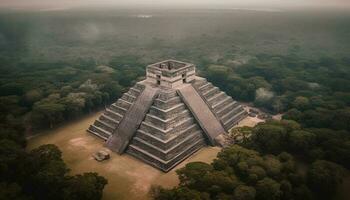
<box><xmin>27</xmin><ymin>111</ymin><xmax>222</xmax><ymax>200</ymax></box>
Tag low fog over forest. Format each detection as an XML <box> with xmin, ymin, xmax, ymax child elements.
<box><xmin>1</xmin><ymin>0</ymin><xmax>350</xmax><ymax>9</ymax></box>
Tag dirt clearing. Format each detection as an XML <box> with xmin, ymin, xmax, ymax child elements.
<box><xmin>27</xmin><ymin>111</ymin><xmax>221</xmax><ymax>200</ymax></box>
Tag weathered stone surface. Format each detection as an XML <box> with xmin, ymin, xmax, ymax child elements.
<box><xmin>93</xmin><ymin>150</ymin><xmax>110</xmax><ymax>162</ymax></box>
<box><xmin>193</xmin><ymin>78</ymin><xmax>248</xmax><ymax>131</ymax></box>
<box><xmin>87</xmin><ymin>85</ymin><xmax>143</xmax><ymax>140</ymax></box>
<box><xmin>106</xmin><ymin>84</ymin><xmax>159</xmax><ymax>154</ymax></box>
<box><xmin>126</xmin><ymin>88</ymin><xmax>207</xmax><ymax>171</ymax></box>
<box><xmin>87</xmin><ymin>60</ymin><xmax>248</xmax><ymax>172</ymax></box>
<box><xmin>177</xmin><ymin>84</ymin><xmax>227</xmax><ymax>146</ymax></box>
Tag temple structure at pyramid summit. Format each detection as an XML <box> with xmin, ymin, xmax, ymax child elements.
<box><xmin>88</xmin><ymin>60</ymin><xmax>248</xmax><ymax>172</ymax></box>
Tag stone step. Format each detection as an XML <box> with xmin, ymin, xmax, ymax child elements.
<box><xmin>87</xmin><ymin>129</ymin><xmax>108</xmax><ymax>141</ymax></box>
<box><xmin>217</xmin><ymin>104</ymin><xmax>241</xmax><ymax>119</ymax></box>
<box><xmin>198</xmin><ymin>82</ymin><xmax>213</xmax><ymax>92</ymax></box>
<box><xmin>115</xmin><ymin>99</ymin><xmax>132</xmax><ymax>110</ymax></box>
<box><xmin>164</xmin><ymin>131</ymin><xmax>205</xmax><ymax>160</ymax></box>
<box><xmin>106</xmin><ymin>84</ymin><xmax>158</xmax><ymax>154</ymax></box>
<box><xmin>144</xmin><ymin>110</ymin><xmax>191</xmax><ymax>125</ymax></box>
<box><xmin>135</xmin><ymin>123</ymin><xmax>200</xmax><ymax>150</ymax></box>
<box><xmin>157</xmin><ymin>90</ymin><xmax>178</xmax><ymax>101</ymax></box>
<box><xmin>224</xmin><ymin>111</ymin><xmax>248</xmax><ymax>131</ymax></box>
<box><xmin>105</xmin><ymin>108</ymin><xmax>123</xmax><ymax>121</ymax></box>
<box><xmin>223</xmin><ymin>109</ymin><xmax>247</xmax><ymax>127</ymax></box>
<box><xmin>207</xmin><ymin>91</ymin><xmax>226</xmax><ymax>105</ymax></box>
<box><xmin>202</xmin><ymin>87</ymin><xmax>220</xmax><ymax>99</ymax></box>
<box><xmin>130</xmin><ymin>130</ymin><xmax>204</xmax><ymax>161</ymax></box>
<box><xmin>121</xmin><ymin>92</ymin><xmax>137</xmax><ymax>103</ymax></box>
<box><xmin>111</xmin><ymin>99</ymin><xmax>132</xmax><ymax>110</ymax></box>
<box><xmin>88</xmin><ymin>125</ymin><xmax>111</xmax><ymax>140</ymax></box>
<box><xmin>221</xmin><ymin>106</ymin><xmax>243</xmax><ymax>123</ymax></box>
<box><xmin>139</xmin><ymin>117</ymin><xmax>195</xmax><ymax>140</ymax></box>
<box><xmin>100</xmin><ymin>114</ymin><xmax>119</xmax><ymax>126</ymax></box>
<box><xmin>149</xmin><ymin>103</ymin><xmax>186</xmax><ymax>119</ymax></box>
<box><xmin>195</xmin><ymin>79</ymin><xmax>208</xmax><ymax>86</ymax></box>
<box><xmin>129</xmin><ymin>87</ymin><xmax>142</xmax><ymax>97</ymax></box>
<box><xmin>134</xmin><ymin>83</ymin><xmax>145</xmax><ymax>91</ymax></box>
<box><xmin>139</xmin><ymin>121</ymin><xmax>167</xmax><ymax>136</ymax></box>
<box><xmin>96</xmin><ymin>118</ymin><xmax>115</xmax><ymax>129</ymax></box>
<box><xmin>216</xmin><ymin>101</ymin><xmax>239</xmax><ymax>118</ymax></box>
<box><xmin>145</xmin><ymin>110</ymin><xmax>192</xmax><ymax>130</ymax></box>
<box><xmin>193</xmin><ymin>79</ymin><xmax>208</xmax><ymax>88</ymax></box>
<box><xmin>153</xmin><ymin>96</ymin><xmax>181</xmax><ymax>110</ymax></box>
<box><xmin>94</xmin><ymin>119</ymin><xmax>115</xmax><ymax>133</ymax></box>
<box><xmin>212</xmin><ymin>96</ymin><xmax>232</xmax><ymax>111</ymax></box>
<box><xmin>126</xmin><ymin>137</ymin><xmax>206</xmax><ymax>172</ymax></box>
<box><xmin>110</xmin><ymin>104</ymin><xmax>127</xmax><ymax>116</ymax></box>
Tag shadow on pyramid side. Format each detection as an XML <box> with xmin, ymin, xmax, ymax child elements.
<box><xmin>87</xmin><ymin>60</ymin><xmax>248</xmax><ymax>172</ymax></box>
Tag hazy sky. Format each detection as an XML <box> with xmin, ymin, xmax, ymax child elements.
<box><xmin>1</xmin><ymin>0</ymin><xmax>350</xmax><ymax>9</ymax></box>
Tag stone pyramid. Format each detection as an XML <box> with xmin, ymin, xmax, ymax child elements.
<box><xmin>88</xmin><ymin>60</ymin><xmax>247</xmax><ymax>172</ymax></box>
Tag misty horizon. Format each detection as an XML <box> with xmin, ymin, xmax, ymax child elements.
<box><xmin>1</xmin><ymin>0</ymin><xmax>350</xmax><ymax>10</ymax></box>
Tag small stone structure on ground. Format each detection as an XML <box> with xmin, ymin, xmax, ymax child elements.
<box><xmin>93</xmin><ymin>150</ymin><xmax>110</xmax><ymax>162</ymax></box>
<box><xmin>87</xmin><ymin>60</ymin><xmax>248</xmax><ymax>172</ymax></box>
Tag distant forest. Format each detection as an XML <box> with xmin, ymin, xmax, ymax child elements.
<box><xmin>0</xmin><ymin>9</ymin><xmax>349</xmax><ymax>199</ymax></box>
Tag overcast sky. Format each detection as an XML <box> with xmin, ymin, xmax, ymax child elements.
<box><xmin>1</xmin><ymin>0</ymin><xmax>350</xmax><ymax>9</ymax></box>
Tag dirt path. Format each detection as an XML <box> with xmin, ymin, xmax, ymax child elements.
<box><xmin>27</xmin><ymin>111</ymin><xmax>221</xmax><ymax>200</ymax></box>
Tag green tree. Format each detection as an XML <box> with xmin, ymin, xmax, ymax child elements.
<box><xmin>307</xmin><ymin>160</ymin><xmax>345</xmax><ymax>199</ymax></box>
<box><xmin>23</xmin><ymin>89</ymin><xmax>42</xmax><ymax>105</ymax></box>
<box><xmin>251</xmin><ymin>124</ymin><xmax>287</xmax><ymax>154</ymax></box>
<box><xmin>234</xmin><ymin>185</ymin><xmax>256</xmax><ymax>200</ymax></box>
<box><xmin>292</xmin><ymin>185</ymin><xmax>314</xmax><ymax>200</ymax></box>
<box><xmin>212</xmin><ymin>145</ymin><xmax>261</xmax><ymax>171</ymax></box>
<box><xmin>256</xmin><ymin>178</ymin><xmax>281</xmax><ymax>200</ymax></box>
<box><xmin>32</xmin><ymin>102</ymin><xmax>65</xmax><ymax>128</ymax></box>
<box><xmin>0</xmin><ymin>139</ymin><xmax>26</xmax><ymax>182</ymax></box>
<box><xmin>0</xmin><ymin>182</ymin><xmax>28</xmax><ymax>200</ymax></box>
<box><xmin>206</xmin><ymin>65</ymin><xmax>230</xmax><ymax>88</ymax></box>
<box><xmin>63</xmin><ymin>173</ymin><xmax>108</xmax><ymax>200</ymax></box>
<box><xmin>100</xmin><ymin>81</ymin><xmax>123</xmax><ymax>102</ymax></box>
<box><xmin>153</xmin><ymin>186</ymin><xmax>208</xmax><ymax>200</ymax></box>
<box><xmin>28</xmin><ymin>145</ymin><xmax>69</xmax><ymax>200</ymax></box>
<box><xmin>283</xmin><ymin>109</ymin><xmax>302</xmax><ymax>122</ymax></box>
<box><xmin>176</xmin><ymin>162</ymin><xmax>213</xmax><ymax>190</ymax></box>
<box><xmin>289</xmin><ymin>130</ymin><xmax>316</xmax><ymax>153</ymax></box>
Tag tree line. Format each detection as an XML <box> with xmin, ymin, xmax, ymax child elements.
<box><xmin>153</xmin><ymin>54</ymin><xmax>350</xmax><ymax>200</ymax></box>
<box><xmin>203</xmin><ymin>54</ymin><xmax>350</xmax><ymax>131</ymax></box>
<box><xmin>0</xmin><ymin>55</ymin><xmax>144</xmax><ymax>199</ymax></box>
<box><xmin>152</xmin><ymin>145</ymin><xmax>345</xmax><ymax>200</ymax></box>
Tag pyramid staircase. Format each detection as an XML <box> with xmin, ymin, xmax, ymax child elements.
<box><xmin>192</xmin><ymin>79</ymin><xmax>248</xmax><ymax>131</ymax></box>
<box><xmin>126</xmin><ymin>89</ymin><xmax>207</xmax><ymax>171</ymax></box>
<box><xmin>88</xmin><ymin>78</ymin><xmax>247</xmax><ymax>172</ymax></box>
<box><xmin>87</xmin><ymin>78</ymin><xmax>247</xmax><ymax>172</ymax></box>
<box><xmin>87</xmin><ymin>83</ymin><xmax>145</xmax><ymax>140</ymax></box>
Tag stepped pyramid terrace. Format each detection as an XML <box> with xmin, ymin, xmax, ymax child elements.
<box><xmin>87</xmin><ymin>60</ymin><xmax>248</xmax><ymax>172</ymax></box>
